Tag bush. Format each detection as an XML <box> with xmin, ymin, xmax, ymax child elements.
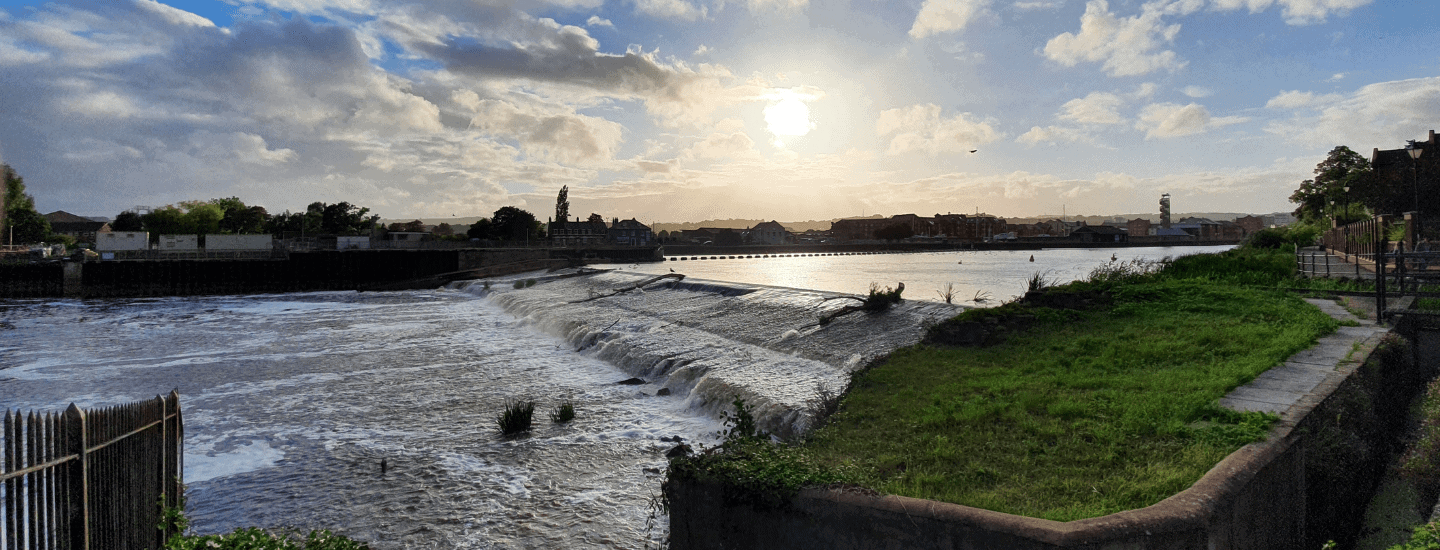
<box><xmin>165</xmin><ymin>528</ymin><xmax>370</xmax><ymax>550</ymax></box>
<box><xmin>863</xmin><ymin>282</ymin><xmax>903</xmax><ymax>311</ymax></box>
<box><xmin>497</xmin><ymin>399</ymin><xmax>536</xmax><ymax>435</ymax></box>
<box><xmin>1386</xmin><ymin>522</ymin><xmax>1440</xmax><ymax>550</ymax></box>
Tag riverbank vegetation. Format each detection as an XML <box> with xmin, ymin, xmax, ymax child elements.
<box><xmin>669</xmin><ymin>244</ymin><xmax>1341</xmax><ymax>521</ymax></box>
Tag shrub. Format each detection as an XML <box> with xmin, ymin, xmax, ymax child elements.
<box><xmin>718</xmin><ymin>397</ymin><xmax>764</xmax><ymax>443</ymax></box>
<box><xmin>513</xmin><ymin>279</ymin><xmax>525</xmax><ymax>289</ymax></box>
<box><xmin>1386</xmin><ymin>522</ymin><xmax>1440</xmax><ymax>550</ymax></box>
<box><xmin>550</xmin><ymin>400</ymin><xmax>576</xmax><ymax>423</ymax></box>
<box><xmin>863</xmin><ymin>282</ymin><xmax>903</xmax><ymax>311</ymax></box>
<box><xmin>497</xmin><ymin>399</ymin><xmax>536</xmax><ymax>435</ymax></box>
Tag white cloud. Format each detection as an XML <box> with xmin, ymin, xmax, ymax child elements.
<box><xmin>1042</xmin><ymin>0</ymin><xmax>1186</xmax><ymax>77</ymax></box>
<box><xmin>1134</xmin><ymin>102</ymin><xmax>1247</xmax><ymax>139</ymax></box>
<box><xmin>634</xmin><ymin>0</ymin><xmax>707</xmax><ymax>21</ymax></box>
<box><xmin>1180</xmin><ymin>85</ymin><xmax>1212</xmax><ymax>98</ymax></box>
<box><xmin>1016</xmin><ymin>125</ymin><xmax>1091</xmax><ymax>145</ymax></box>
<box><xmin>694</xmin><ymin>44</ymin><xmax>711</xmax><ymax>56</ymax></box>
<box><xmin>877</xmin><ymin>103</ymin><xmax>1000</xmax><ymax>155</ymax></box>
<box><xmin>1263</xmin><ymin>90</ymin><xmax>1340</xmax><ymax>109</ymax></box>
<box><xmin>747</xmin><ymin>0</ymin><xmax>809</xmax><ymax>11</ymax></box>
<box><xmin>466</xmin><ymin>99</ymin><xmax>624</xmax><ymax>164</ymax></box>
<box><xmin>132</xmin><ymin>0</ymin><xmax>216</xmax><ymax>28</ymax></box>
<box><xmin>1013</xmin><ymin>1</ymin><xmax>1064</xmax><ymax>10</ymax></box>
<box><xmin>909</xmin><ymin>0</ymin><xmax>994</xmax><ymax>39</ymax></box>
<box><xmin>1059</xmin><ymin>92</ymin><xmax>1124</xmax><ymax>124</ymax></box>
<box><xmin>1131</xmin><ymin>82</ymin><xmax>1158</xmax><ymax>99</ymax></box>
<box><xmin>1265</xmin><ymin>77</ymin><xmax>1440</xmax><ymax>148</ymax></box>
<box><xmin>1209</xmin><ymin>0</ymin><xmax>1373</xmax><ymax>25</ymax></box>
<box><xmin>1325</xmin><ymin>72</ymin><xmax>1345</xmax><ymax>82</ymax></box>
<box><xmin>585</xmin><ymin>15</ymin><xmax>614</xmax><ymax>27</ymax></box>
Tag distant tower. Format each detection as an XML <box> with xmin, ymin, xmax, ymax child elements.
<box><xmin>1160</xmin><ymin>193</ymin><xmax>1172</xmax><ymax>229</ymax></box>
<box><xmin>555</xmin><ymin>185</ymin><xmax>570</xmax><ymax>223</ymax></box>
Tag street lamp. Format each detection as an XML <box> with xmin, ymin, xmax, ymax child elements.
<box><xmin>1343</xmin><ymin>186</ymin><xmax>1350</xmax><ymax>222</ymax></box>
<box><xmin>1409</xmin><ymin>144</ymin><xmax>1424</xmax><ymax>214</ymax></box>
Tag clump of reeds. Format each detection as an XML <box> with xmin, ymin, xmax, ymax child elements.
<box><xmin>497</xmin><ymin>399</ymin><xmax>536</xmax><ymax>435</ymax></box>
<box><xmin>550</xmin><ymin>400</ymin><xmax>576</xmax><ymax>424</ymax></box>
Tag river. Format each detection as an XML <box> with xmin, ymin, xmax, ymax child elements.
<box><xmin>0</xmin><ymin>245</ymin><xmax>1230</xmax><ymax>548</ymax></box>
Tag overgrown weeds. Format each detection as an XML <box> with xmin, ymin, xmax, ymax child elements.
<box><xmin>497</xmin><ymin>399</ymin><xmax>536</xmax><ymax>435</ymax></box>
<box><xmin>937</xmin><ymin>283</ymin><xmax>957</xmax><ymax>304</ymax></box>
<box><xmin>160</xmin><ymin>490</ymin><xmax>369</xmax><ymax>550</ymax></box>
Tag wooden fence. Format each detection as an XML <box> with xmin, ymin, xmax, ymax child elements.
<box><xmin>1</xmin><ymin>392</ymin><xmax>182</xmax><ymax>550</ymax></box>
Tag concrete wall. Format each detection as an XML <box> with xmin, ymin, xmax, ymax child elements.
<box><xmin>668</xmin><ymin>332</ymin><xmax>1420</xmax><ymax>550</ymax></box>
<box><xmin>206</xmin><ymin>234</ymin><xmax>273</xmax><ymax>250</ymax></box>
<box><xmin>97</xmin><ymin>232</ymin><xmax>148</xmax><ymax>251</ymax></box>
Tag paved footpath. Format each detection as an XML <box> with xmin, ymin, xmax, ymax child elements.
<box><xmin>1219</xmin><ymin>298</ymin><xmax>1391</xmax><ymax>414</ymax></box>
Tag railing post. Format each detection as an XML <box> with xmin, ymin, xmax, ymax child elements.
<box><xmin>164</xmin><ymin>390</ymin><xmax>181</xmax><ymax>531</ymax></box>
<box><xmin>63</xmin><ymin>403</ymin><xmax>88</xmax><ymax>550</ymax></box>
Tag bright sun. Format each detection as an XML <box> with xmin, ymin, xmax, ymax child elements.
<box><xmin>764</xmin><ymin>96</ymin><xmax>814</xmax><ymax>146</ymax></box>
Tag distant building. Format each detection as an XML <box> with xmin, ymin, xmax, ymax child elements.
<box><xmin>1235</xmin><ymin>215</ymin><xmax>1264</xmax><ymax>235</ymax></box>
<box><xmin>1262</xmin><ymin>212</ymin><xmax>1297</xmax><ymax>227</ymax></box>
<box><xmin>550</xmin><ymin>216</ymin><xmax>609</xmax><ymax>246</ymax></box>
<box><xmin>1070</xmin><ymin>225</ymin><xmax>1127</xmax><ymax>243</ymax></box>
<box><xmin>609</xmin><ymin>218</ymin><xmax>653</xmax><ymax>246</ymax></box>
<box><xmin>830</xmin><ymin>218</ymin><xmax>890</xmax><ymax>241</ymax></box>
<box><xmin>747</xmin><ymin>221</ymin><xmax>789</xmax><ymax>244</ymax></box>
<box><xmin>1127</xmin><ymin>218</ymin><xmax>1152</xmax><ymax>237</ymax></box>
<box><xmin>44</xmin><ymin>210</ymin><xmax>111</xmax><ymax>244</ymax></box>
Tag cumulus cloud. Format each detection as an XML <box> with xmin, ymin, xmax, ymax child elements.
<box><xmin>1134</xmin><ymin>102</ymin><xmax>1247</xmax><ymax>139</ymax></box>
<box><xmin>586</xmin><ymin>15</ymin><xmax>614</xmax><ymax>27</ymax></box>
<box><xmin>877</xmin><ymin>103</ymin><xmax>1000</xmax><ymax>155</ymax></box>
<box><xmin>1264</xmin><ymin>77</ymin><xmax>1440</xmax><ymax>148</ymax></box>
<box><xmin>1014</xmin><ymin>1</ymin><xmax>1064</xmax><ymax>10</ymax></box>
<box><xmin>133</xmin><ymin>0</ymin><xmax>217</xmax><ymax>28</ymax></box>
<box><xmin>465</xmin><ymin>99</ymin><xmax>624</xmax><ymax>164</ymax></box>
<box><xmin>1043</xmin><ymin>0</ymin><xmax>1185</xmax><ymax>77</ymax></box>
<box><xmin>909</xmin><ymin>0</ymin><xmax>994</xmax><ymax>39</ymax></box>
<box><xmin>1059</xmin><ymin>92</ymin><xmax>1125</xmax><ymax>124</ymax></box>
<box><xmin>1209</xmin><ymin>0</ymin><xmax>1373</xmax><ymax>25</ymax></box>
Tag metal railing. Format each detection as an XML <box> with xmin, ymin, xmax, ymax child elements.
<box><xmin>1</xmin><ymin>392</ymin><xmax>182</xmax><ymax>550</ymax></box>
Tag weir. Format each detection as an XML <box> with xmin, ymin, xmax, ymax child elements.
<box><xmin>462</xmin><ymin>269</ymin><xmax>964</xmax><ymax>440</ymax></box>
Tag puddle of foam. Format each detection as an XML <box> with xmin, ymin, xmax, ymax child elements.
<box><xmin>187</xmin><ymin>440</ymin><xmax>285</xmax><ymax>483</ymax></box>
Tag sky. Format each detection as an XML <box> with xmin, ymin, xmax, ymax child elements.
<box><xmin>0</xmin><ymin>0</ymin><xmax>1436</xmax><ymax>223</ymax></box>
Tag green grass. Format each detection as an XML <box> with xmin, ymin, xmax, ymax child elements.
<box><xmin>672</xmin><ymin>245</ymin><xmax>1344</xmax><ymax>522</ymax></box>
<box><xmin>550</xmin><ymin>400</ymin><xmax>576</xmax><ymax>423</ymax></box>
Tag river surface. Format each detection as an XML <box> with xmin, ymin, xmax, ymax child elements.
<box><xmin>0</xmin><ymin>245</ymin><xmax>1230</xmax><ymax>548</ymax></box>
<box><xmin>595</xmin><ymin>245</ymin><xmax>1236</xmax><ymax>307</ymax></box>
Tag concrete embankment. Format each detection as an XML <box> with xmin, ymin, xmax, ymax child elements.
<box><xmin>0</xmin><ymin>246</ymin><xmax>661</xmax><ymax>299</ymax></box>
<box><xmin>667</xmin><ymin>299</ymin><xmax>1434</xmax><ymax>549</ymax></box>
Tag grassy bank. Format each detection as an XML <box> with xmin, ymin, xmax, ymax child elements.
<box><xmin>669</xmin><ymin>246</ymin><xmax>1341</xmax><ymax>521</ymax></box>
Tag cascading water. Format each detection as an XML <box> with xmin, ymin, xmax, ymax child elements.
<box><xmin>468</xmin><ymin>270</ymin><xmax>962</xmax><ymax>440</ymax></box>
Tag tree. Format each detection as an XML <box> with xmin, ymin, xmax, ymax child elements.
<box><xmin>315</xmin><ymin>202</ymin><xmax>378</xmax><ymax>235</ymax></box>
<box><xmin>491</xmin><ymin>206</ymin><xmax>541</xmax><ymax>241</ymax></box>
<box><xmin>141</xmin><ymin>206</ymin><xmax>191</xmax><ymax>235</ymax></box>
<box><xmin>875</xmin><ymin>223</ymin><xmax>915</xmax><ymax>240</ymax></box>
<box><xmin>3</xmin><ymin>164</ymin><xmax>51</xmax><ymax>244</ymax></box>
<box><xmin>433</xmin><ymin>223</ymin><xmax>453</xmax><ymax>236</ymax></box>
<box><xmin>467</xmin><ymin>218</ymin><xmax>493</xmax><ymax>239</ymax></box>
<box><xmin>178</xmin><ymin>201</ymin><xmax>224</xmax><ymax>235</ymax></box>
<box><xmin>1289</xmin><ymin>146</ymin><xmax>1372</xmax><ymax>223</ymax></box>
<box><xmin>555</xmin><ymin>185</ymin><xmax>570</xmax><ymax>222</ymax></box>
<box><xmin>587</xmin><ymin>213</ymin><xmax>604</xmax><ymax>225</ymax></box>
<box><xmin>111</xmin><ymin>211</ymin><xmax>144</xmax><ymax>232</ymax></box>
<box><xmin>212</xmin><ymin>197</ymin><xmax>268</xmax><ymax>234</ymax></box>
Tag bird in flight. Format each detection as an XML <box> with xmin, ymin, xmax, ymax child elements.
<box><xmin>969</xmin><ymin>150</ymin><xmax>977</xmax><ymax>153</ymax></box>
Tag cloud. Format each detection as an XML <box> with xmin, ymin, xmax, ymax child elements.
<box><xmin>633</xmin><ymin>0</ymin><xmax>707</xmax><ymax>21</ymax></box>
<box><xmin>1180</xmin><ymin>85</ymin><xmax>1212</xmax><ymax>98</ymax></box>
<box><xmin>1013</xmin><ymin>1</ymin><xmax>1064</xmax><ymax>10</ymax></box>
<box><xmin>1059</xmin><ymin>92</ymin><xmax>1125</xmax><ymax>124</ymax></box>
<box><xmin>747</xmin><ymin>0</ymin><xmax>810</xmax><ymax>11</ymax></box>
<box><xmin>1016</xmin><ymin>125</ymin><xmax>1092</xmax><ymax>146</ymax></box>
<box><xmin>1134</xmin><ymin>102</ymin><xmax>1247</xmax><ymax>139</ymax></box>
<box><xmin>877</xmin><ymin>103</ymin><xmax>1000</xmax><ymax>155</ymax></box>
<box><xmin>1209</xmin><ymin>0</ymin><xmax>1373</xmax><ymax>25</ymax></box>
<box><xmin>464</xmin><ymin>98</ymin><xmax>624</xmax><ymax>164</ymax></box>
<box><xmin>1325</xmin><ymin>72</ymin><xmax>1345</xmax><ymax>82</ymax></box>
<box><xmin>1042</xmin><ymin>0</ymin><xmax>1186</xmax><ymax>77</ymax></box>
<box><xmin>1264</xmin><ymin>77</ymin><xmax>1440</xmax><ymax>148</ymax></box>
<box><xmin>909</xmin><ymin>0</ymin><xmax>994</xmax><ymax>39</ymax></box>
<box><xmin>585</xmin><ymin>15</ymin><xmax>614</xmax><ymax>27</ymax></box>
<box><xmin>694</xmin><ymin>44</ymin><xmax>711</xmax><ymax>56</ymax></box>
<box><xmin>132</xmin><ymin>0</ymin><xmax>216</xmax><ymax>28</ymax></box>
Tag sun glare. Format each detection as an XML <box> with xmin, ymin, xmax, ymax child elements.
<box><xmin>764</xmin><ymin>96</ymin><xmax>814</xmax><ymax>146</ymax></box>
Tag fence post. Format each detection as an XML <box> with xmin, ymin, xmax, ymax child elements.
<box><xmin>63</xmin><ymin>403</ymin><xmax>89</xmax><ymax>550</ymax></box>
<box><xmin>164</xmin><ymin>390</ymin><xmax>181</xmax><ymax>529</ymax></box>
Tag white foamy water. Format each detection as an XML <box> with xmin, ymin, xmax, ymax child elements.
<box><xmin>0</xmin><ymin>245</ymin><xmax>1228</xmax><ymax>548</ymax></box>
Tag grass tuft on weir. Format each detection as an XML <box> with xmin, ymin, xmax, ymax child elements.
<box><xmin>671</xmin><ymin>245</ymin><xmax>1342</xmax><ymax>522</ymax></box>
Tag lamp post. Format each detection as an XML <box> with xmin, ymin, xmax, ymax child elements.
<box><xmin>1409</xmin><ymin>145</ymin><xmax>1424</xmax><ymax>214</ymax></box>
